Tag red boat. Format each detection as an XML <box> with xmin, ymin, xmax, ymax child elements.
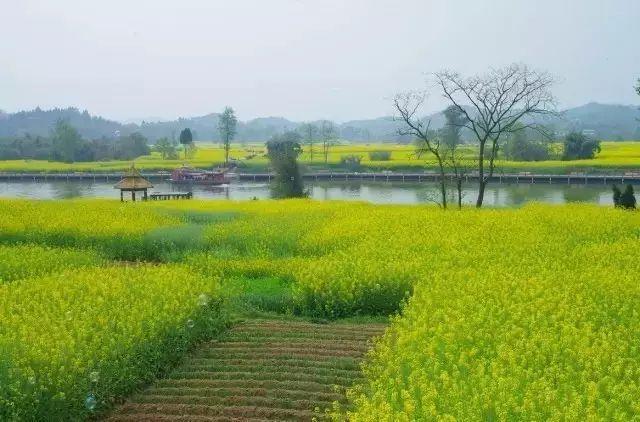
<box><xmin>170</xmin><ymin>166</ymin><xmax>234</xmax><ymax>185</ymax></box>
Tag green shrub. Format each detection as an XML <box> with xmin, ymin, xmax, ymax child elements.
<box><xmin>340</xmin><ymin>154</ymin><xmax>363</xmax><ymax>170</ymax></box>
<box><xmin>368</xmin><ymin>150</ymin><xmax>392</xmax><ymax>161</ymax></box>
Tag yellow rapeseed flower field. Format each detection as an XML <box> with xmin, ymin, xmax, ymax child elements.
<box><xmin>1</xmin><ymin>198</ymin><xmax>639</xmax><ymax>419</ymax></box>
<box><xmin>0</xmin><ymin>264</ymin><xmax>224</xmax><ymax>420</ymax></box>
<box><xmin>0</xmin><ymin>244</ymin><xmax>103</xmax><ymax>283</ymax></box>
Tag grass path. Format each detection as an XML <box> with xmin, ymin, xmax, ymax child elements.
<box><xmin>106</xmin><ymin>319</ymin><xmax>386</xmax><ymax>421</ymax></box>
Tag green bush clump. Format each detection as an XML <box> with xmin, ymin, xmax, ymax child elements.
<box><xmin>368</xmin><ymin>150</ymin><xmax>392</xmax><ymax>161</ymax></box>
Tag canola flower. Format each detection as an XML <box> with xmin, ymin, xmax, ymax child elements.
<box><xmin>2</xmin><ymin>198</ymin><xmax>640</xmax><ymax>419</ymax></box>
<box><xmin>342</xmin><ymin>206</ymin><xmax>640</xmax><ymax>421</ymax></box>
<box><xmin>0</xmin><ymin>265</ymin><xmax>224</xmax><ymax>420</ymax></box>
<box><xmin>0</xmin><ymin>199</ymin><xmax>180</xmax><ymax>239</ymax></box>
<box><xmin>174</xmin><ymin>200</ymin><xmax>640</xmax><ymax>418</ymax></box>
<box><xmin>0</xmin><ymin>244</ymin><xmax>103</xmax><ymax>283</ymax></box>
<box><xmin>0</xmin><ymin>199</ymin><xmax>187</xmax><ymax>260</ymax></box>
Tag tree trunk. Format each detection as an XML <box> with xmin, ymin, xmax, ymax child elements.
<box><xmin>476</xmin><ymin>141</ymin><xmax>486</xmax><ymax>208</ymax></box>
<box><xmin>324</xmin><ymin>143</ymin><xmax>328</xmax><ymax>165</ymax></box>
<box><xmin>457</xmin><ymin>178</ymin><xmax>462</xmax><ymax>209</ymax></box>
<box><xmin>438</xmin><ymin>170</ymin><xmax>447</xmax><ymax>209</ymax></box>
<box><xmin>435</xmin><ymin>153</ymin><xmax>447</xmax><ymax>209</ymax></box>
<box><xmin>224</xmin><ymin>138</ymin><xmax>229</xmax><ymax>167</ymax></box>
<box><xmin>476</xmin><ymin>179</ymin><xmax>487</xmax><ymax>207</ymax></box>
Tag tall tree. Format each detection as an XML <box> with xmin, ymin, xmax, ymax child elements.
<box><xmin>394</xmin><ymin>92</ymin><xmax>448</xmax><ymax>209</ymax></box>
<box><xmin>154</xmin><ymin>137</ymin><xmax>177</xmax><ymax>160</ymax></box>
<box><xmin>179</xmin><ymin>128</ymin><xmax>193</xmax><ymax>159</ymax></box>
<box><xmin>51</xmin><ymin>119</ymin><xmax>84</xmax><ymax>163</ymax></box>
<box><xmin>503</xmin><ymin>123</ymin><xmax>551</xmax><ymax>161</ymax></box>
<box><xmin>441</xmin><ymin>105</ymin><xmax>467</xmax><ymax>148</ymax></box>
<box><xmin>435</xmin><ymin>64</ymin><xmax>556</xmax><ymax>207</ymax></box>
<box><xmin>114</xmin><ymin>132</ymin><xmax>150</xmax><ymax>160</ymax></box>
<box><xmin>266</xmin><ymin>131</ymin><xmax>305</xmax><ymax>198</ymax></box>
<box><xmin>562</xmin><ymin>132</ymin><xmax>601</xmax><ymax>160</ymax></box>
<box><xmin>319</xmin><ymin>120</ymin><xmax>336</xmax><ymax>165</ymax></box>
<box><xmin>218</xmin><ymin>107</ymin><xmax>237</xmax><ymax>167</ymax></box>
<box><xmin>299</xmin><ymin>123</ymin><xmax>318</xmax><ymax>163</ymax></box>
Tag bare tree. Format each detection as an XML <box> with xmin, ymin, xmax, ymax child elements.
<box><xmin>442</xmin><ymin>142</ymin><xmax>473</xmax><ymax>209</ymax></box>
<box><xmin>435</xmin><ymin>64</ymin><xmax>556</xmax><ymax>207</ymax></box>
<box><xmin>299</xmin><ymin>123</ymin><xmax>319</xmax><ymax>163</ymax></box>
<box><xmin>319</xmin><ymin>120</ymin><xmax>336</xmax><ymax>165</ymax></box>
<box><xmin>394</xmin><ymin>92</ymin><xmax>448</xmax><ymax>209</ymax></box>
<box><xmin>440</xmin><ymin>105</ymin><xmax>471</xmax><ymax>209</ymax></box>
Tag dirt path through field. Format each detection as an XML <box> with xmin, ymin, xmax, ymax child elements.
<box><xmin>106</xmin><ymin>319</ymin><xmax>386</xmax><ymax>421</ymax></box>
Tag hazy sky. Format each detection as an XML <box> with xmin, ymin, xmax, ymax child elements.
<box><xmin>1</xmin><ymin>0</ymin><xmax>638</xmax><ymax>122</ymax></box>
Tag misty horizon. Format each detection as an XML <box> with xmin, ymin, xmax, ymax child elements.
<box><xmin>2</xmin><ymin>0</ymin><xmax>639</xmax><ymax>123</ymax></box>
<box><xmin>4</xmin><ymin>100</ymin><xmax>639</xmax><ymax>126</ymax></box>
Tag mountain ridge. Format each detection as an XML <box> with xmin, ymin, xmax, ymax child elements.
<box><xmin>1</xmin><ymin>103</ymin><xmax>638</xmax><ymax>142</ymax></box>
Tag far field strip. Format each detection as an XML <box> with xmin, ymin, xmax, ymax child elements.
<box><xmin>0</xmin><ymin>141</ymin><xmax>639</xmax><ymax>174</ymax></box>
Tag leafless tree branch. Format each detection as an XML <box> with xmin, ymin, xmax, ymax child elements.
<box><xmin>434</xmin><ymin>63</ymin><xmax>557</xmax><ymax>207</ymax></box>
<box><xmin>393</xmin><ymin>92</ymin><xmax>448</xmax><ymax>208</ymax></box>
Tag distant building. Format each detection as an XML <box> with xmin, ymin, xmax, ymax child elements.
<box><xmin>581</xmin><ymin>129</ymin><xmax>597</xmax><ymax>138</ymax></box>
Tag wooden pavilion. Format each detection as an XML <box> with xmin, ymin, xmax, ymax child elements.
<box><xmin>114</xmin><ymin>165</ymin><xmax>153</xmax><ymax>201</ymax></box>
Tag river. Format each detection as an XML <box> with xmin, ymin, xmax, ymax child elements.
<box><xmin>0</xmin><ymin>180</ymin><xmax>617</xmax><ymax>207</ymax></box>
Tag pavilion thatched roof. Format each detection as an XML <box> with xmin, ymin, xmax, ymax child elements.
<box><xmin>114</xmin><ymin>165</ymin><xmax>153</xmax><ymax>190</ymax></box>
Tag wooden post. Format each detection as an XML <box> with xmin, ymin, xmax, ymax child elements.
<box><xmin>120</xmin><ymin>190</ymin><xmax>123</xmax><ymax>202</ymax></box>
<box><xmin>132</xmin><ymin>191</ymin><xmax>136</xmax><ymax>202</ymax></box>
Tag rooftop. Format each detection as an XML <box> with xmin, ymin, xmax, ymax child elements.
<box><xmin>114</xmin><ymin>165</ymin><xmax>153</xmax><ymax>190</ymax></box>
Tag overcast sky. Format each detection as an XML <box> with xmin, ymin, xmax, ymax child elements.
<box><xmin>1</xmin><ymin>0</ymin><xmax>638</xmax><ymax>122</ymax></box>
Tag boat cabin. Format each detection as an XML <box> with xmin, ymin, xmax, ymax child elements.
<box><xmin>171</xmin><ymin>166</ymin><xmax>228</xmax><ymax>185</ymax></box>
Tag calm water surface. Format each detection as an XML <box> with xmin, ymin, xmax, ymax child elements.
<box><xmin>0</xmin><ymin>180</ymin><xmax>616</xmax><ymax>207</ymax></box>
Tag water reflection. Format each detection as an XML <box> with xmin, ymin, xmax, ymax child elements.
<box><xmin>51</xmin><ymin>182</ymin><xmax>85</xmax><ymax>199</ymax></box>
<box><xmin>0</xmin><ymin>180</ymin><xmax>617</xmax><ymax>207</ymax></box>
<box><xmin>562</xmin><ymin>185</ymin><xmax>604</xmax><ymax>204</ymax></box>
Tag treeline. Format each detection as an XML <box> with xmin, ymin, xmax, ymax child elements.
<box><xmin>501</xmin><ymin>129</ymin><xmax>601</xmax><ymax>161</ymax></box>
<box><xmin>0</xmin><ymin>120</ymin><xmax>150</xmax><ymax>163</ymax></box>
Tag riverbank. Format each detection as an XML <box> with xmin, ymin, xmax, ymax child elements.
<box><xmin>2</xmin><ymin>161</ymin><xmax>640</xmax><ymax>175</ymax></box>
<box><xmin>1</xmin><ymin>170</ymin><xmax>639</xmax><ymax>184</ymax></box>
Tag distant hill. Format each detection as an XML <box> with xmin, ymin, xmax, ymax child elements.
<box><xmin>0</xmin><ymin>107</ymin><xmax>131</xmax><ymax>139</ymax></box>
<box><xmin>1</xmin><ymin>103</ymin><xmax>638</xmax><ymax>142</ymax></box>
<box><xmin>560</xmin><ymin>103</ymin><xmax>640</xmax><ymax>139</ymax></box>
